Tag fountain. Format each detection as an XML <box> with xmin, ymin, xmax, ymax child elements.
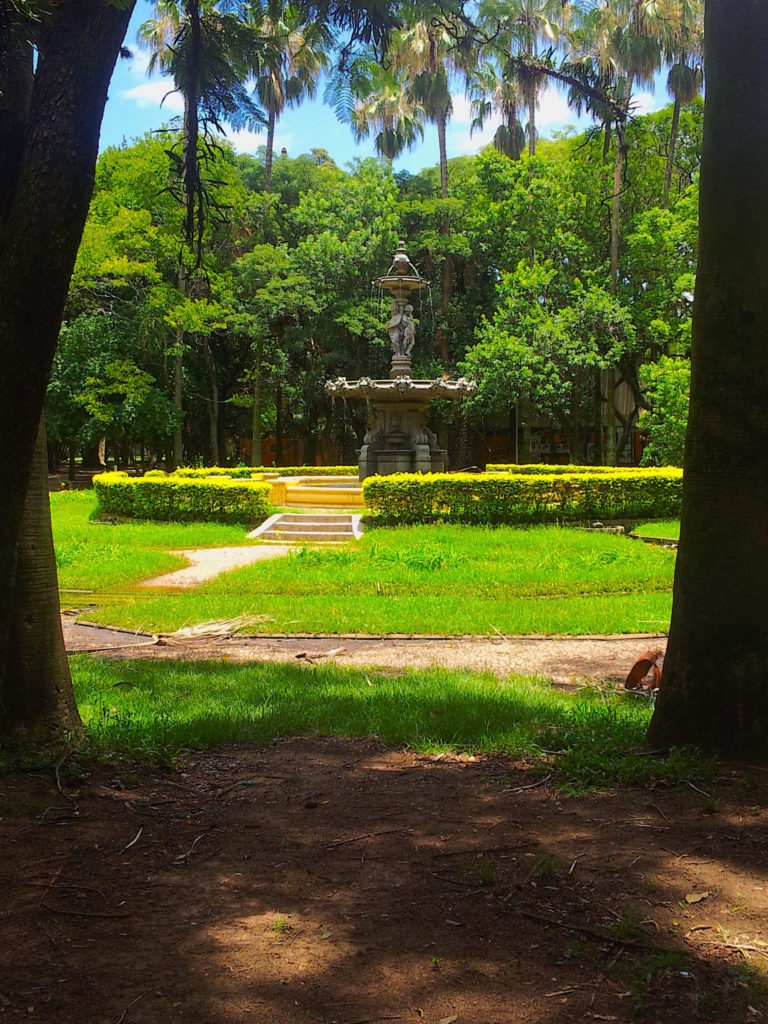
<box><xmin>325</xmin><ymin>241</ymin><xmax>477</xmax><ymax>480</ymax></box>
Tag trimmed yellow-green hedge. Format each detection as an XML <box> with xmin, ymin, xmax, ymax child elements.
<box><xmin>487</xmin><ymin>463</ymin><xmax>652</xmax><ymax>475</ymax></box>
<box><xmin>171</xmin><ymin>465</ymin><xmax>357</xmax><ymax>479</ymax></box>
<box><xmin>94</xmin><ymin>472</ymin><xmax>272</xmax><ymax>524</ymax></box>
<box><xmin>363</xmin><ymin>470</ymin><xmax>683</xmax><ymax>525</ymax></box>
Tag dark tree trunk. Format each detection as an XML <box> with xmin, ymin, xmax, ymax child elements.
<box><xmin>527</xmin><ymin>90</ymin><xmax>536</xmax><ymax>157</ymax></box>
<box><xmin>663</xmin><ymin>94</ymin><xmax>682</xmax><ymax>209</ymax></box>
<box><xmin>1</xmin><ymin>418</ymin><xmax>82</xmax><ymax>752</ymax></box>
<box><xmin>68</xmin><ymin>445</ymin><xmax>77</xmax><ymax>482</ymax></box>
<box><xmin>251</xmin><ymin>336</ymin><xmax>264</xmax><ymax>467</ymax></box>
<box><xmin>203</xmin><ymin>338</ymin><xmax>219</xmax><ymax>465</ymax></box>
<box><xmin>434</xmin><ymin>105</ymin><xmax>451</xmax><ymax>366</ymax></box>
<box><xmin>0</xmin><ymin>0</ymin><xmax>135</xmax><ymax>747</ymax></box>
<box><xmin>648</xmin><ymin>0</ymin><xmax>768</xmax><ymax>757</ymax></box>
<box><xmin>275</xmin><ymin>382</ymin><xmax>284</xmax><ymax>467</ymax></box>
<box><xmin>264</xmin><ymin>106</ymin><xmax>276</xmax><ymax>193</ymax></box>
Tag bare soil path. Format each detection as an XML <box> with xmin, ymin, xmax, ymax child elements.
<box><xmin>141</xmin><ymin>544</ymin><xmax>290</xmax><ymax>588</ymax></box>
<box><xmin>3</xmin><ymin>736</ymin><xmax>767</xmax><ymax>1023</ymax></box>
<box><xmin>62</xmin><ymin>615</ymin><xmax>666</xmax><ymax>686</ymax></box>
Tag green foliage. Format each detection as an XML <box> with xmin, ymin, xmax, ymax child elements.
<box><xmin>639</xmin><ymin>357</ymin><xmax>691</xmax><ymax>467</ymax></box>
<box><xmin>363</xmin><ymin>470</ymin><xmax>683</xmax><ymax>525</ymax></box>
<box><xmin>93</xmin><ymin>472</ymin><xmax>272</xmax><ymax>524</ymax></box>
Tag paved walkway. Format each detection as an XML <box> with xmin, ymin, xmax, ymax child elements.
<box><xmin>140</xmin><ymin>544</ymin><xmax>289</xmax><ymax>587</ymax></box>
<box><xmin>62</xmin><ymin>615</ymin><xmax>666</xmax><ymax>687</ymax></box>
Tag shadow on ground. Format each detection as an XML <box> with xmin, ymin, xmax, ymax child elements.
<box><xmin>3</xmin><ymin>731</ymin><xmax>768</xmax><ymax>1023</ymax></box>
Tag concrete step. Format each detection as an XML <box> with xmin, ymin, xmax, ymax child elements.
<box><xmin>272</xmin><ymin>521</ymin><xmax>354</xmax><ymax>534</ymax></box>
<box><xmin>249</xmin><ymin>512</ymin><xmax>362</xmax><ymax>543</ymax></box>
<box><xmin>260</xmin><ymin>529</ymin><xmax>354</xmax><ymax>541</ymax></box>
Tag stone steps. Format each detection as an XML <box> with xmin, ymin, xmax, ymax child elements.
<box><xmin>248</xmin><ymin>513</ymin><xmax>362</xmax><ymax>544</ymax></box>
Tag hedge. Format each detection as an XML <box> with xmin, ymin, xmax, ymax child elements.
<box><xmin>486</xmin><ymin>463</ymin><xmax>662</xmax><ymax>475</ymax></box>
<box><xmin>362</xmin><ymin>470</ymin><xmax>683</xmax><ymax>526</ymax></box>
<box><xmin>170</xmin><ymin>465</ymin><xmax>357</xmax><ymax>479</ymax></box>
<box><xmin>93</xmin><ymin>472</ymin><xmax>272</xmax><ymax>524</ymax></box>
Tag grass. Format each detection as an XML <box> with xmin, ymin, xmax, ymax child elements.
<box><xmin>52</xmin><ymin>490</ymin><xmax>254</xmax><ymax>595</ymax></box>
<box><xmin>632</xmin><ymin>519</ymin><xmax>681</xmax><ymax>541</ymax></box>
<box><xmin>53</xmin><ymin>493</ymin><xmax>677</xmax><ymax>635</ymax></box>
<box><xmin>70</xmin><ymin>656</ymin><xmax>711</xmax><ymax>791</ymax></box>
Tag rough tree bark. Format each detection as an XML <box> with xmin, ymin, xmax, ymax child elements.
<box><xmin>648</xmin><ymin>0</ymin><xmax>768</xmax><ymax>757</ymax></box>
<box><xmin>0</xmin><ymin>0</ymin><xmax>135</xmax><ymax>751</ymax></box>
<box><xmin>662</xmin><ymin>93</ymin><xmax>681</xmax><ymax>209</ymax></box>
<box><xmin>264</xmin><ymin>105</ymin><xmax>276</xmax><ymax>193</ymax></box>
<box><xmin>2</xmin><ymin>419</ymin><xmax>82</xmax><ymax>748</ymax></box>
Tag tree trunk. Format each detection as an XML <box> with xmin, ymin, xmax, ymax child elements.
<box><xmin>647</xmin><ymin>0</ymin><xmax>768</xmax><ymax>757</ymax></box>
<box><xmin>434</xmin><ymin>105</ymin><xmax>451</xmax><ymax>366</ymax></box>
<box><xmin>604</xmin><ymin>368</ymin><xmax>617</xmax><ymax>466</ymax></box>
<box><xmin>0</xmin><ymin>0</ymin><xmax>135</xmax><ymax>748</ymax></box>
<box><xmin>528</xmin><ymin>90</ymin><xmax>536</xmax><ymax>157</ymax></box>
<box><xmin>203</xmin><ymin>338</ymin><xmax>219</xmax><ymax>465</ymax></box>
<box><xmin>275</xmin><ymin>382</ymin><xmax>284</xmax><ymax>467</ymax></box>
<box><xmin>173</xmin><ymin>342</ymin><xmax>184</xmax><ymax>469</ymax></box>
<box><xmin>1</xmin><ymin>417</ymin><xmax>82</xmax><ymax>753</ymax></box>
<box><xmin>68</xmin><ymin>445</ymin><xmax>77</xmax><ymax>482</ymax></box>
<box><xmin>520</xmin><ymin>398</ymin><xmax>533</xmax><ymax>462</ymax></box>
<box><xmin>251</xmin><ymin>336</ymin><xmax>264</xmax><ymax>467</ymax></box>
<box><xmin>593</xmin><ymin>368</ymin><xmax>604</xmax><ymax>465</ymax></box>
<box><xmin>663</xmin><ymin>94</ymin><xmax>682</xmax><ymax>209</ymax></box>
<box><xmin>264</xmin><ymin>106</ymin><xmax>276</xmax><ymax>193</ymax></box>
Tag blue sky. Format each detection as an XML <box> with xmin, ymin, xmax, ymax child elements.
<box><xmin>102</xmin><ymin>1</ymin><xmax>670</xmax><ymax>175</ymax></box>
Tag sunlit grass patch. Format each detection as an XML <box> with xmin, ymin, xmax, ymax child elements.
<box><xmin>71</xmin><ymin>656</ymin><xmax>711</xmax><ymax>791</ymax></box>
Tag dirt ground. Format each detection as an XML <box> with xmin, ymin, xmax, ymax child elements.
<box><xmin>3</xmin><ymin>735</ymin><xmax>768</xmax><ymax>1024</ymax></box>
<box><xmin>62</xmin><ymin>616</ymin><xmax>667</xmax><ymax>687</ymax></box>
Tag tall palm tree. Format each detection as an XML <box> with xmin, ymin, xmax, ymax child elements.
<box><xmin>566</xmin><ymin>0</ymin><xmax>663</xmax><ymax>464</ymax></box>
<box><xmin>648</xmin><ymin>0</ymin><xmax>768</xmax><ymax>757</ymax></box>
<box><xmin>467</xmin><ymin>59</ymin><xmax>526</xmax><ymax>159</ymax></box>
<box><xmin>326</xmin><ymin>59</ymin><xmax>425</xmax><ymax>166</ymax></box>
<box><xmin>479</xmin><ymin>0</ymin><xmax>565</xmax><ymax>157</ymax></box>
<box><xmin>139</xmin><ymin>0</ymin><xmax>263</xmax><ymax>466</ymax></box>
<box><xmin>660</xmin><ymin>0</ymin><xmax>703</xmax><ymax>206</ymax></box>
<box><xmin>389</xmin><ymin>20</ymin><xmax>455</xmax><ymax>198</ymax></box>
<box><xmin>250</xmin><ymin>0</ymin><xmax>331</xmax><ymax>192</ymax></box>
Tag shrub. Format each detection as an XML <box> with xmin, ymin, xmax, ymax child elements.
<box><xmin>362</xmin><ymin>470</ymin><xmax>682</xmax><ymax>526</ymax></box>
<box><xmin>93</xmin><ymin>472</ymin><xmax>272</xmax><ymax>524</ymax></box>
<box><xmin>172</xmin><ymin>465</ymin><xmax>357</xmax><ymax>478</ymax></box>
<box><xmin>487</xmin><ymin>464</ymin><xmax>650</xmax><ymax>475</ymax></box>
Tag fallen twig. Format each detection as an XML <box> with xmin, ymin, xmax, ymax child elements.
<box><xmin>432</xmin><ymin>841</ymin><xmax>538</xmax><ymax>859</ymax></box>
<box><xmin>427</xmin><ymin>869</ymin><xmax>480</xmax><ymax>889</ymax></box>
<box><xmin>115</xmin><ymin>993</ymin><xmax>144</xmax><ymax>1024</ymax></box>
<box><xmin>520</xmin><ymin>910</ymin><xmax>664</xmax><ymax>952</ymax></box>
<box><xmin>502</xmin><ymin>774</ymin><xmax>552</xmax><ymax>794</ymax></box>
<box><xmin>326</xmin><ymin>828</ymin><xmax>412</xmax><ymax>849</ymax></box>
<box><xmin>42</xmin><ymin>904</ymin><xmax>129</xmax><ymax>919</ymax></box>
<box><xmin>119</xmin><ymin>827</ymin><xmax>143</xmax><ymax>854</ymax></box>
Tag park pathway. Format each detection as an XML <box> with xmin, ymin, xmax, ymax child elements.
<box><xmin>62</xmin><ymin>614</ymin><xmax>666</xmax><ymax>687</ymax></box>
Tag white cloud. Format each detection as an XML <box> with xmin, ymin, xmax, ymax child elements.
<box><xmin>450</xmin><ymin>93</ymin><xmax>473</xmax><ymax>125</ymax></box>
<box><xmin>227</xmin><ymin>128</ymin><xmax>296</xmax><ymax>154</ymax></box>
<box><xmin>124</xmin><ymin>80</ymin><xmax>185</xmax><ymax>112</ymax></box>
<box><xmin>631</xmin><ymin>90</ymin><xmax>660</xmax><ymax>115</ymax></box>
<box><xmin>126</xmin><ymin>48</ymin><xmax>151</xmax><ymax>78</ymax></box>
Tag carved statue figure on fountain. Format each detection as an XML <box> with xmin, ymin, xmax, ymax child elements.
<box><xmin>388</xmin><ymin>302</ymin><xmax>417</xmax><ymax>358</ymax></box>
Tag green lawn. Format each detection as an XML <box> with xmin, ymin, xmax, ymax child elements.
<box><xmin>632</xmin><ymin>519</ymin><xmax>681</xmax><ymax>541</ymax></box>
<box><xmin>71</xmin><ymin>656</ymin><xmax>709</xmax><ymax>790</ymax></box>
<box><xmin>52</xmin><ymin>490</ymin><xmax>254</xmax><ymax>593</ymax></box>
<box><xmin>52</xmin><ymin>490</ymin><xmax>676</xmax><ymax>635</ymax></box>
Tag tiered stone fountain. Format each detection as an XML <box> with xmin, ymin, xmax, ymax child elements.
<box><xmin>325</xmin><ymin>241</ymin><xmax>476</xmax><ymax>481</ymax></box>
